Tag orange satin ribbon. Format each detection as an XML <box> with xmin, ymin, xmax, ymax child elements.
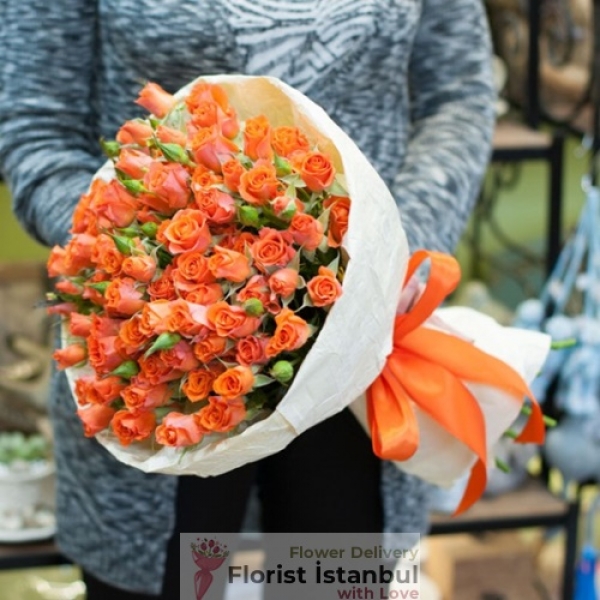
<box><xmin>367</xmin><ymin>250</ymin><xmax>545</xmax><ymax>515</ymax></box>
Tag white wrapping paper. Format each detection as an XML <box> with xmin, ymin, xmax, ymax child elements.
<box><xmin>63</xmin><ymin>75</ymin><xmax>409</xmax><ymax>475</ymax></box>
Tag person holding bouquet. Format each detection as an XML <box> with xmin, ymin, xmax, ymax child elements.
<box><xmin>0</xmin><ymin>1</ymin><xmax>495</xmax><ymax>598</ymax></box>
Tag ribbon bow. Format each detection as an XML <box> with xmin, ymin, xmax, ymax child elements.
<box><xmin>367</xmin><ymin>250</ymin><xmax>545</xmax><ymax>515</ymax></box>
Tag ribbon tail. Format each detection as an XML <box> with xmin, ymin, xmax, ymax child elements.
<box><xmin>367</xmin><ymin>365</ymin><xmax>420</xmax><ymax>461</ymax></box>
<box><xmin>516</xmin><ymin>387</ymin><xmax>545</xmax><ymax>444</ymax></box>
<box><xmin>454</xmin><ymin>459</ymin><xmax>488</xmax><ymax>515</ymax></box>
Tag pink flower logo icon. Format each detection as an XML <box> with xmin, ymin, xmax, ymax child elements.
<box><xmin>191</xmin><ymin>538</ymin><xmax>230</xmax><ymax>600</ymax></box>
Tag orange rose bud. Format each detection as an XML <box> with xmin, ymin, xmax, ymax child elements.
<box><xmin>122</xmin><ymin>379</ymin><xmax>171</xmax><ymax>411</ymax></box>
<box><xmin>193</xmin><ymin>187</ymin><xmax>236</xmax><ymax>225</ymax></box>
<box><xmin>324</xmin><ymin>196</ymin><xmax>351</xmax><ymax>248</ymax></box>
<box><xmin>116</xmin><ymin>120</ymin><xmax>154</xmax><ymax>146</ymax></box>
<box><xmin>307</xmin><ymin>266</ymin><xmax>343</xmax><ymax>307</ymax></box>
<box><xmin>155</xmin><ymin>412</ymin><xmax>203</xmax><ymax>447</ymax></box>
<box><xmin>182</xmin><ymin>284</ymin><xmax>224</xmax><ymax>306</ymax></box>
<box><xmin>68</xmin><ymin>313</ymin><xmax>93</xmax><ymax>338</ymax></box>
<box><xmin>221</xmin><ymin>158</ymin><xmax>245</xmax><ymax>192</ymax></box>
<box><xmin>289</xmin><ymin>212</ymin><xmax>324</xmax><ymax>251</ymax></box>
<box><xmin>296</xmin><ymin>151</ymin><xmax>336</xmax><ymax>192</ymax></box>
<box><xmin>111</xmin><ymin>409</ymin><xmax>156</xmax><ymax>446</ymax></box>
<box><xmin>88</xmin><ymin>376</ymin><xmax>127</xmax><ymax>405</ymax></box>
<box><xmin>190</xmin><ymin>126</ymin><xmax>238</xmax><ymax>173</ymax></box>
<box><xmin>195</xmin><ymin>396</ymin><xmax>246</xmax><ymax>433</ymax></box>
<box><xmin>208</xmin><ymin>246</ymin><xmax>251</xmax><ymax>283</ymax></box>
<box><xmin>53</xmin><ymin>344</ymin><xmax>87</xmax><ymax>370</ymax></box>
<box><xmin>87</xmin><ymin>334</ymin><xmax>123</xmax><ymax>374</ymax></box>
<box><xmin>114</xmin><ymin>148</ymin><xmax>154</xmax><ymax>181</ymax></box>
<box><xmin>268</xmin><ymin>268</ymin><xmax>299</xmax><ymax>298</ymax></box>
<box><xmin>105</xmin><ymin>278</ymin><xmax>145</xmax><ymax>317</ymax></box>
<box><xmin>148</xmin><ymin>267</ymin><xmax>178</xmax><ymax>301</ymax></box>
<box><xmin>77</xmin><ymin>404</ymin><xmax>116</xmax><ymax>437</ymax></box>
<box><xmin>143</xmin><ymin>162</ymin><xmax>190</xmax><ymax>211</ymax></box>
<box><xmin>212</xmin><ymin>366</ymin><xmax>254</xmax><ymax>399</ymax></box>
<box><xmin>156</xmin><ymin>124</ymin><xmax>188</xmax><ymax>147</ymax></box>
<box><xmin>135</xmin><ymin>82</ymin><xmax>176</xmax><ymax>118</ymax></box>
<box><xmin>243</xmin><ymin>114</ymin><xmax>273</xmax><ymax>161</ymax></box>
<box><xmin>265</xmin><ymin>308</ymin><xmax>311</xmax><ymax>358</ymax></box>
<box><xmin>47</xmin><ymin>246</ymin><xmax>68</xmax><ymax>278</ymax></box>
<box><xmin>183</xmin><ymin>368</ymin><xmax>216</xmax><ymax>402</ymax></box>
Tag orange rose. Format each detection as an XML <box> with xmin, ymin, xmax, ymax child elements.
<box><xmin>296</xmin><ymin>151</ymin><xmax>336</xmax><ymax>192</ymax></box>
<box><xmin>155</xmin><ymin>412</ymin><xmax>203</xmax><ymax>447</ymax></box>
<box><xmin>105</xmin><ymin>278</ymin><xmax>145</xmax><ymax>317</ymax></box>
<box><xmin>186</xmin><ymin>81</ymin><xmax>229</xmax><ymax>114</ymax></box>
<box><xmin>190</xmin><ymin>126</ymin><xmax>238</xmax><ymax>173</ymax></box>
<box><xmin>82</xmin><ymin>272</ymin><xmax>109</xmax><ymax>307</ymax></box>
<box><xmin>192</xmin><ymin>335</ymin><xmax>228</xmax><ymax>363</ymax></box>
<box><xmin>208</xmin><ymin>246</ymin><xmax>251</xmax><ymax>283</ymax></box>
<box><xmin>77</xmin><ymin>404</ymin><xmax>116</xmax><ymax>437</ymax></box>
<box><xmin>91</xmin><ymin>234</ymin><xmax>124</xmax><ymax>276</ymax></box>
<box><xmin>116</xmin><ymin>119</ymin><xmax>153</xmax><ymax>146</ymax></box>
<box><xmin>265</xmin><ymin>308</ymin><xmax>311</xmax><ymax>358</ymax></box>
<box><xmin>235</xmin><ymin>336</ymin><xmax>269</xmax><ymax>366</ymax></box>
<box><xmin>122</xmin><ymin>379</ymin><xmax>171</xmax><ymax>411</ymax></box>
<box><xmin>156</xmin><ymin>124</ymin><xmax>188</xmax><ymax>147</ymax></box>
<box><xmin>212</xmin><ymin>366</ymin><xmax>254</xmax><ymax>399</ymax></box>
<box><xmin>135</xmin><ymin>82</ymin><xmax>176</xmax><ymax>118</ymax></box>
<box><xmin>221</xmin><ymin>158</ymin><xmax>245</xmax><ymax>192</ymax></box>
<box><xmin>68</xmin><ymin>313</ymin><xmax>93</xmax><ymax>338</ymax></box>
<box><xmin>71</xmin><ymin>179</ymin><xmax>102</xmax><ymax>235</ymax></box>
<box><xmin>111</xmin><ymin>410</ymin><xmax>156</xmax><ymax>446</ymax></box>
<box><xmin>324</xmin><ymin>196</ymin><xmax>351</xmax><ymax>248</ymax></box>
<box><xmin>271</xmin><ymin>126</ymin><xmax>310</xmax><ymax>158</ymax></box>
<box><xmin>191</xmin><ymin>164</ymin><xmax>223</xmax><ymax>192</ymax></box>
<box><xmin>306</xmin><ymin>266</ymin><xmax>343</xmax><ymax>307</ymax></box>
<box><xmin>206</xmin><ymin>302</ymin><xmax>261</xmax><ymax>338</ymax></box>
<box><xmin>249</xmin><ymin>228</ymin><xmax>296</xmax><ymax>272</ymax></box>
<box><xmin>143</xmin><ymin>162</ymin><xmax>190</xmax><ymax>210</ymax></box>
<box><xmin>92</xmin><ymin>179</ymin><xmax>140</xmax><ymax>229</ymax></box>
<box><xmin>122</xmin><ymin>255</ymin><xmax>157</xmax><ymax>283</ymax></box>
<box><xmin>116</xmin><ymin>315</ymin><xmax>150</xmax><ymax>357</ymax></box>
<box><xmin>55</xmin><ymin>280</ymin><xmax>82</xmax><ymax>296</ymax></box>
<box><xmin>139</xmin><ymin>301</ymin><xmax>172</xmax><ymax>336</ymax></box>
<box><xmin>138</xmin><ymin>353</ymin><xmax>181</xmax><ymax>385</ymax></box>
<box><xmin>190</xmin><ymin>100</ymin><xmax>218</xmax><ymax>128</ymax></box>
<box><xmin>47</xmin><ymin>246</ymin><xmax>68</xmax><ymax>278</ymax></box>
<box><xmin>157</xmin><ymin>209</ymin><xmax>211</xmax><ymax>255</ymax></box>
<box><xmin>289</xmin><ymin>212</ymin><xmax>324</xmax><ymax>251</ymax></box>
<box><xmin>270</xmin><ymin>195</ymin><xmax>303</xmax><ymax>218</ymax></box>
<box><xmin>182</xmin><ymin>368</ymin><xmax>217</xmax><ymax>402</ymax></box>
<box><xmin>53</xmin><ymin>344</ymin><xmax>86</xmax><ymax>370</ymax></box>
<box><xmin>193</xmin><ymin>187</ymin><xmax>235</xmax><ymax>225</ymax></box>
<box><xmin>165</xmin><ymin>299</ymin><xmax>209</xmax><ymax>338</ymax></box>
<box><xmin>268</xmin><ymin>268</ymin><xmax>299</xmax><ymax>298</ymax></box>
<box><xmin>148</xmin><ymin>266</ymin><xmax>178</xmax><ymax>301</ymax></box>
<box><xmin>172</xmin><ymin>252</ymin><xmax>215</xmax><ymax>292</ymax></box>
<box><xmin>237</xmin><ymin>274</ymin><xmax>269</xmax><ymax>305</ymax></box>
<box><xmin>220</xmin><ymin>231</ymin><xmax>257</xmax><ymax>255</ymax></box>
<box><xmin>182</xmin><ymin>283</ymin><xmax>224</xmax><ymax>305</ymax></box>
<box><xmin>114</xmin><ymin>148</ymin><xmax>154</xmax><ymax>181</ymax></box>
<box><xmin>63</xmin><ymin>233</ymin><xmax>96</xmax><ymax>275</ymax></box>
<box><xmin>87</xmin><ymin>335</ymin><xmax>123</xmax><ymax>374</ymax></box>
<box><xmin>90</xmin><ymin>315</ymin><xmax>122</xmax><ymax>338</ymax></box>
<box><xmin>88</xmin><ymin>376</ymin><xmax>127</xmax><ymax>405</ymax></box>
<box><xmin>74</xmin><ymin>376</ymin><xmax>94</xmax><ymax>406</ymax></box>
<box><xmin>161</xmin><ymin>340</ymin><xmax>199</xmax><ymax>372</ymax></box>
<box><xmin>243</xmin><ymin>115</ymin><xmax>273</xmax><ymax>161</ymax></box>
<box><xmin>185</xmin><ymin>82</ymin><xmax>239</xmax><ymax>139</ymax></box>
<box><xmin>195</xmin><ymin>396</ymin><xmax>246</xmax><ymax>433</ymax></box>
<box><xmin>238</xmin><ymin>162</ymin><xmax>280</xmax><ymax>206</ymax></box>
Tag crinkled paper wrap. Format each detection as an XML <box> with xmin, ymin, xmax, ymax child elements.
<box><xmin>350</xmin><ymin>306</ymin><xmax>551</xmax><ymax>487</ymax></box>
<box><xmin>63</xmin><ymin>75</ymin><xmax>409</xmax><ymax>475</ymax></box>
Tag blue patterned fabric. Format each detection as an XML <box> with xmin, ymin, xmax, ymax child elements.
<box><xmin>0</xmin><ymin>0</ymin><xmax>495</xmax><ymax>593</ymax></box>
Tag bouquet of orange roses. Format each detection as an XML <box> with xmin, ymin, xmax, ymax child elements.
<box><xmin>48</xmin><ymin>75</ymin><xmax>550</xmax><ymax>511</ymax></box>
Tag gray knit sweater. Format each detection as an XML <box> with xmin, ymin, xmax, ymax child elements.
<box><xmin>0</xmin><ymin>0</ymin><xmax>495</xmax><ymax>594</ymax></box>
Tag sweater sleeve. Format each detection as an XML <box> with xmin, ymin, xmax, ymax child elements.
<box><xmin>392</xmin><ymin>0</ymin><xmax>496</xmax><ymax>254</ymax></box>
<box><xmin>0</xmin><ymin>0</ymin><xmax>103</xmax><ymax>248</ymax></box>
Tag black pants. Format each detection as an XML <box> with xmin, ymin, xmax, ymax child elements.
<box><xmin>83</xmin><ymin>409</ymin><xmax>383</xmax><ymax>599</ymax></box>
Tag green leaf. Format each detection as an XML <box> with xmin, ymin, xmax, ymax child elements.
<box><xmin>111</xmin><ymin>234</ymin><xmax>135</xmax><ymax>256</ymax></box>
<box><xmin>110</xmin><ymin>360</ymin><xmax>140</xmax><ymax>379</ymax></box>
<box><xmin>253</xmin><ymin>374</ymin><xmax>275</xmax><ymax>388</ymax></box>
<box><xmin>86</xmin><ymin>282</ymin><xmax>110</xmax><ymax>294</ymax></box>
<box><xmin>274</xmin><ymin>154</ymin><xmax>292</xmax><ymax>176</ymax></box>
<box><xmin>327</xmin><ymin>177</ymin><xmax>348</xmax><ymax>197</ymax></box>
<box><xmin>495</xmin><ymin>457</ymin><xmax>511</xmax><ymax>473</ymax></box>
<box><xmin>144</xmin><ymin>332</ymin><xmax>181</xmax><ymax>358</ymax></box>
